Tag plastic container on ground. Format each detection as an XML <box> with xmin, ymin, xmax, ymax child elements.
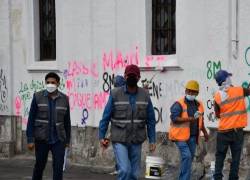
<box><xmin>145</xmin><ymin>156</ymin><xmax>165</xmax><ymax>179</ymax></box>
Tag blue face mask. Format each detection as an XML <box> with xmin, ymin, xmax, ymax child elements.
<box><xmin>186</xmin><ymin>95</ymin><xmax>196</xmax><ymax>101</ymax></box>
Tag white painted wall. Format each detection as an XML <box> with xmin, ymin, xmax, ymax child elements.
<box><xmin>1</xmin><ymin>0</ymin><xmax>250</xmax><ymax>131</ymax></box>
<box><xmin>0</xmin><ymin>0</ymin><xmax>12</xmax><ymax>115</ymax></box>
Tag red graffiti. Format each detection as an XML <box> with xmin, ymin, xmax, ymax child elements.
<box><xmin>68</xmin><ymin>91</ymin><xmax>109</xmax><ymax>110</ymax></box>
<box><xmin>65</xmin><ymin>61</ymin><xmax>99</xmax><ymax>79</ymax></box>
<box><xmin>15</xmin><ymin>96</ymin><xmax>22</xmax><ymax>115</ymax></box>
<box><xmin>145</xmin><ymin>55</ymin><xmax>166</xmax><ymax>67</ymax></box>
<box><xmin>93</xmin><ymin>92</ymin><xmax>109</xmax><ymax>109</ymax></box>
<box><xmin>102</xmin><ymin>46</ymin><xmax>139</xmax><ymax>71</ymax></box>
<box><xmin>66</xmin><ymin>80</ymin><xmax>73</xmax><ymax>90</ymax></box>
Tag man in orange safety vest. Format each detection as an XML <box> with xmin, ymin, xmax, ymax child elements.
<box><xmin>169</xmin><ymin>80</ymin><xmax>209</xmax><ymax>180</ymax></box>
<box><xmin>213</xmin><ymin>70</ymin><xmax>249</xmax><ymax>180</ymax></box>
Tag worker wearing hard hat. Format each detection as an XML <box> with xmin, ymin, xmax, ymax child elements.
<box><xmin>169</xmin><ymin>80</ymin><xmax>209</xmax><ymax>180</ymax></box>
<box><xmin>213</xmin><ymin>70</ymin><xmax>249</xmax><ymax>180</ymax></box>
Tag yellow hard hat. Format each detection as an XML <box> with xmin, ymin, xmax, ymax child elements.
<box><xmin>185</xmin><ymin>80</ymin><xmax>199</xmax><ymax>92</ymax></box>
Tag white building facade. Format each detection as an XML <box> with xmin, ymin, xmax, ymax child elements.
<box><xmin>1</xmin><ymin>0</ymin><xmax>250</xmax><ymax>176</ymax></box>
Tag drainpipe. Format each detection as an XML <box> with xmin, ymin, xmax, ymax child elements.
<box><xmin>232</xmin><ymin>0</ymin><xmax>239</xmax><ymax>59</ymax></box>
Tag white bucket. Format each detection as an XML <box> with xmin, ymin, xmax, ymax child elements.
<box><xmin>145</xmin><ymin>156</ymin><xmax>165</xmax><ymax>179</ymax></box>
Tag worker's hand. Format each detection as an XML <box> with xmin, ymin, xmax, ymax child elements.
<box><xmin>100</xmin><ymin>138</ymin><xmax>110</xmax><ymax>149</ymax></box>
<box><xmin>149</xmin><ymin>143</ymin><xmax>156</xmax><ymax>152</ymax></box>
<box><xmin>194</xmin><ymin>111</ymin><xmax>202</xmax><ymax>119</ymax></box>
<box><xmin>188</xmin><ymin>117</ymin><xmax>196</xmax><ymax>122</ymax></box>
<box><xmin>194</xmin><ymin>111</ymin><xmax>200</xmax><ymax>119</ymax></box>
<box><xmin>27</xmin><ymin>143</ymin><xmax>35</xmax><ymax>151</ymax></box>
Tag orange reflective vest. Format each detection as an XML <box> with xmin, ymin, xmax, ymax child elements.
<box><xmin>169</xmin><ymin>97</ymin><xmax>204</xmax><ymax>141</ymax></box>
<box><xmin>214</xmin><ymin>86</ymin><xmax>247</xmax><ymax>131</ymax></box>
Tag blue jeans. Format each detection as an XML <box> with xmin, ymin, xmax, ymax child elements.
<box><xmin>32</xmin><ymin>141</ymin><xmax>65</xmax><ymax>180</ymax></box>
<box><xmin>112</xmin><ymin>143</ymin><xmax>142</xmax><ymax>180</ymax></box>
<box><xmin>175</xmin><ymin>136</ymin><xmax>197</xmax><ymax>180</ymax></box>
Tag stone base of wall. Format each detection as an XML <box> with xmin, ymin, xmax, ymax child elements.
<box><xmin>0</xmin><ymin>115</ymin><xmax>22</xmax><ymax>158</ymax></box>
<box><xmin>70</xmin><ymin>126</ymin><xmax>115</xmax><ymax>172</ymax></box>
<box><xmin>17</xmin><ymin>126</ymin><xmax>250</xmax><ymax>179</ymax></box>
<box><xmin>0</xmin><ymin>141</ymin><xmax>15</xmax><ymax>158</ymax></box>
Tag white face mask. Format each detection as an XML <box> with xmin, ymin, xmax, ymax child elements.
<box><xmin>186</xmin><ymin>95</ymin><xmax>196</xmax><ymax>101</ymax></box>
<box><xmin>223</xmin><ymin>77</ymin><xmax>232</xmax><ymax>86</ymax></box>
<box><xmin>219</xmin><ymin>77</ymin><xmax>232</xmax><ymax>91</ymax></box>
<box><xmin>46</xmin><ymin>84</ymin><xmax>57</xmax><ymax>93</ymax></box>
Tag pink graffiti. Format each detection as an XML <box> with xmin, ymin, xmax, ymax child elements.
<box><xmin>66</xmin><ymin>80</ymin><xmax>73</xmax><ymax>90</ymax></box>
<box><xmin>66</xmin><ymin>79</ymin><xmax>89</xmax><ymax>91</ymax></box>
<box><xmin>68</xmin><ymin>91</ymin><xmax>109</xmax><ymax>110</ymax></box>
<box><xmin>65</xmin><ymin>61</ymin><xmax>99</xmax><ymax>79</ymax></box>
<box><xmin>93</xmin><ymin>92</ymin><xmax>109</xmax><ymax>109</ymax></box>
<box><xmin>102</xmin><ymin>46</ymin><xmax>139</xmax><ymax>71</ymax></box>
<box><xmin>15</xmin><ymin>96</ymin><xmax>22</xmax><ymax>115</ymax></box>
<box><xmin>144</xmin><ymin>55</ymin><xmax>166</xmax><ymax>67</ymax></box>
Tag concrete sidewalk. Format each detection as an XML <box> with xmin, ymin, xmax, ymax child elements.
<box><xmin>0</xmin><ymin>156</ymin><xmax>116</xmax><ymax>180</ymax></box>
<box><xmin>0</xmin><ymin>155</ymin><xmax>173</xmax><ymax>180</ymax></box>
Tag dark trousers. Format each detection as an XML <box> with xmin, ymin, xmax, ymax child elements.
<box><xmin>213</xmin><ymin>129</ymin><xmax>244</xmax><ymax>180</ymax></box>
<box><xmin>32</xmin><ymin>141</ymin><xmax>65</xmax><ymax>180</ymax></box>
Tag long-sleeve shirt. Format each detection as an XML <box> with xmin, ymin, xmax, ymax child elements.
<box><xmin>99</xmin><ymin>86</ymin><xmax>156</xmax><ymax>144</ymax></box>
<box><xmin>170</xmin><ymin>97</ymin><xmax>199</xmax><ymax>136</ymax></box>
<box><xmin>26</xmin><ymin>90</ymin><xmax>71</xmax><ymax>144</ymax></box>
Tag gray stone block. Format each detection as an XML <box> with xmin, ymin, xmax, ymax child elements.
<box><xmin>0</xmin><ymin>141</ymin><xmax>15</xmax><ymax>158</ymax></box>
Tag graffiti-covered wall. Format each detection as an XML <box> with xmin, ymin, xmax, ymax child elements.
<box><xmin>0</xmin><ymin>68</ymin><xmax>9</xmax><ymax>114</ymax></box>
<box><xmin>0</xmin><ymin>0</ymin><xmax>12</xmax><ymax>116</ymax></box>
<box><xmin>1</xmin><ymin>0</ymin><xmax>250</xmax><ymax>132</ymax></box>
<box><xmin>2</xmin><ymin>0</ymin><xmax>250</xmax><ymax>177</ymax></box>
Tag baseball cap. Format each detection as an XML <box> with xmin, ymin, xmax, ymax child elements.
<box><xmin>124</xmin><ymin>64</ymin><xmax>140</xmax><ymax>77</ymax></box>
<box><xmin>214</xmin><ymin>70</ymin><xmax>232</xmax><ymax>85</ymax></box>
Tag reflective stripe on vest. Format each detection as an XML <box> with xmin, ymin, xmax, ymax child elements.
<box><xmin>220</xmin><ymin>110</ymin><xmax>247</xmax><ymax>118</ymax></box>
<box><xmin>35</xmin><ymin>119</ymin><xmax>49</xmax><ymax>123</ymax></box>
<box><xmin>114</xmin><ymin>101</ymin><xmax>148</xmax><ymax>105</ymax></box>
<box><xmin>219</xmin><ymin>96</ymin><xmax>245</xmax><ymax>107</ymax></box>
<box><xmin>114</xmin><ymin>101</ymin><xmax>129</xmax><ymax>105</ymax></box>
<box><xmin>111</xmin><ymin>118</ymin><xmax>144</xmax><ymax>123</ymax></box>
<box><xmin>35</xmin><ymin>119</ymin><xmax>63</xmax><ymax>126</ymax></box>
<box><xmin>214</xmin><ymin>87</ymin><xmax>247</xmax><ymax>130</ymax></box>
<box><xmin>56</xmin><ymin>122</ymin><xmax>63</xmax><ymax>126</ymax></box>
<box><xmin>169</xmin><ymin>97</ymin><xmax>204</xmax><ymax>141</ymax></box>
<box><xmin>38</xmin><ymin>104</ymin><xmax>47</xmax><ymax>107</ymax></box>
<box><xmin>56</xmin><ymin>106</ymin><xmax>67</xmax><ymax>110</ymax></box>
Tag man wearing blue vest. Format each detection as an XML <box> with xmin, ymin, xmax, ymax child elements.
<box><xmin>99</xmin><ymin>64</ymin><xmax>156</xmax><ymax>180</ymax></box>
<box><xmin>26</xmin><ymin>72</ymin><xmax>71</xmax><ymax>180</ymax></box>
